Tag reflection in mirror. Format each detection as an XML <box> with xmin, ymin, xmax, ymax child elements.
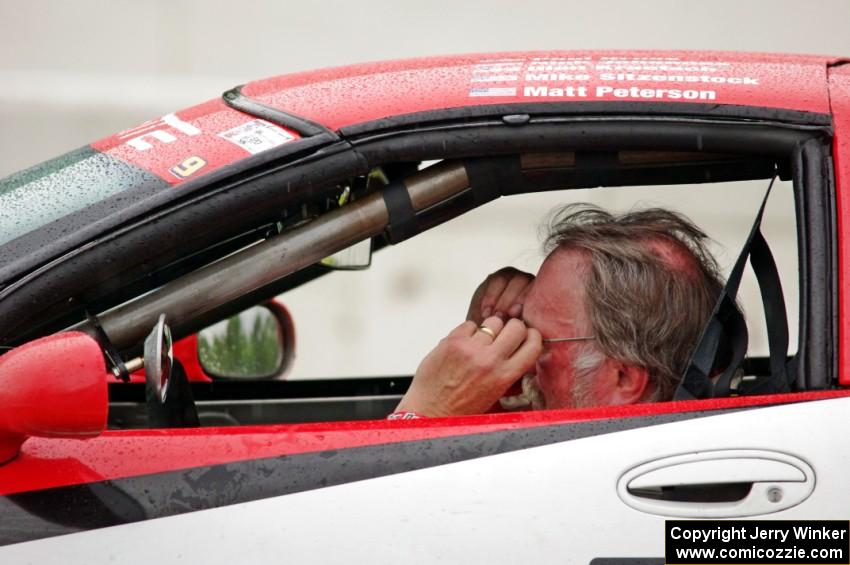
<box><xmin>198</xmin><ymin>306</ymin><xmax>284</xmax><ymax>379</ymax></box>
<box><xmin>321</xmin><ymin>238</ymin><xmax>372</xmax><ymax>270</ymax></box>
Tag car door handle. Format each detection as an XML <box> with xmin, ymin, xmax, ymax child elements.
<box><xmin>617</xmin><ymin>449</ymin><xmax>815</xmax><ymax>518</ymax></box>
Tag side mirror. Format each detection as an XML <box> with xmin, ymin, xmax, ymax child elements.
<box><xmin>0</xmin><ymin>332</ymin><xmax>108</xmax><ymax>464</ymax></box>
<box><xmin>196</xmin><ymin>301</ymin><xmax>295</xmax><ymax>379</ymax></box>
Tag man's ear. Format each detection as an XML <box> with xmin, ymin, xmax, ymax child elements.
<box><xmin>609</xmin><ymin>362</ymin><xmax>651</xmax><ymax>405</ymax></box>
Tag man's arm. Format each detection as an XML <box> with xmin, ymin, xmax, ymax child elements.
<box><xmin>395</xmin><ymin>315</ymin><xmax>541</xmax><ymax>417</ymax></box>
<box><xmin>395</xmin><ymin>268</ymin><xmax>540</xmax><ymax>418</ymax></box>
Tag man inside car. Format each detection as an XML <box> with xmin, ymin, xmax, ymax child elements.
<box><xmin>393</xmin><ymin>204</ymin><xmax>727</xmax><ymax>418</ymax></box>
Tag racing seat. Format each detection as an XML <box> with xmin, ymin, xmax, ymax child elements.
<box><xmin>675</xmin><ymin>176</ymin><xmax>796</xmax><ymax>400</ymax></box>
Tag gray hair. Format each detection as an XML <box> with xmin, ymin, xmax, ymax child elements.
<box><xmin>544</xmin><ymin>204</ymin><xmax>728</xmax><ymax>402</ymax></box>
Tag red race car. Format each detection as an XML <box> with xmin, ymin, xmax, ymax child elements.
<box><xmin>1</xmin><ymin>51</ymin><xmax>849</xmax><ymax>563</ymax></box>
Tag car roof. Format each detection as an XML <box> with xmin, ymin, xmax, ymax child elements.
<box><xmin>86</xmin><ymin>50</ymin><xmax>841</xmax><ymax>189</ymax></box>
<box><xmin>240</xmin><ymin>50</ymin><xmax>840</xmax><ymax>131</ymax></box>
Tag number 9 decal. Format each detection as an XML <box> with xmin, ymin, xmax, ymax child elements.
<box><xmin>170</xmin><ymin>156</ymin><xmax>207</xmax><ymax>179</ymax></box>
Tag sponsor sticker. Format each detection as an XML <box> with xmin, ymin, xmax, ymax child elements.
<box><xmin>218</xmin><ymin>119</ymin><xmax>296</xmax><ymax>155</ymax></box>
<box><xmin>467</xmin><ymin>56</ymin><xmax>759</xmax><ymax>101</ymax></box>
<box><xmin>120</xmin><ymin>113</ymin><xmax>201</xmax><ymax>152</ymax></box>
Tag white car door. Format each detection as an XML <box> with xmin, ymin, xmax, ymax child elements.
<box><xmin>2</xmin><ymin>395</ymin><xmax>844</xmax><ymax>564</ymax></box>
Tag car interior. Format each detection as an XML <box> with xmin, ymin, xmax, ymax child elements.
<box><xmin>99</xmin><ymin>117</ymin><xmax>835</xmax><ymax>428</ymax></box>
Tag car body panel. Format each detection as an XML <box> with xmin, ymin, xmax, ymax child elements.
<box><xmin>2</xmin><ymin>396</ymin><xmax>849</xmax><ymax>562</ymax></box>
<box><xmin>90</xmin><ymin>99</ymin><xmax>302</xmax><ymax>187</ymax></box>
<box><xmin>0</xmin><ymin>332</ymin><xmax>107</xmax><ymax>464</ymax></box>
<box><xmin>0</xmin><ymin>390</ymin><xmax>845</xmax><ymax>497</ymax></box>
<box><xmin>244</xmin><ymin>51</ymin><xmax>836</xmax><ymax>132</ymax></box>
<box><xmin>83</xmin><ymin>51</ymin><xmax>839</xmax><ymax>189</ymax></box>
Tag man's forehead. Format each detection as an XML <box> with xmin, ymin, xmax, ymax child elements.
<box><xmin>539</xmin><ymin>246</ymin><xmax>591</xmax><ymax>275</ymax></box>
<box><xmin>524</xmin><ymin>248</ymin><xmax>591</xmax><ymax>329</ymax></box>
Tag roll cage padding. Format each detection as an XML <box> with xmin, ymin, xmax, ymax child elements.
<box><xmin>381</xmin><ymin>180</ymin><xmax>418</xmax><ymax>244</ymax></box>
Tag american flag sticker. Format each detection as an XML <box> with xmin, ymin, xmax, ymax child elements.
<box><xmin>470</xmin><ymin>74</ymin><xmax>519</xmax><ymax>82</ymax></box>
<box><xmin>474</xmin><ymin>59</ymin><xmax>523</xmax><ymax>67</ymax></box>
<box><xmin>473</xmin><ymin>65</ymin><xmax>523</xmax><ymax>73</ymax></box>
<box><xmin>469</xmin><ymin>87</ymin><xmax>518</xmax><ymax>97</ymax></box>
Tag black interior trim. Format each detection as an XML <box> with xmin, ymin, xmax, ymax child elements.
<box><xmin>339</xmin><ymin>102</ymin><xmax>832</xmax><ymax>137</ymax></box>
<box><xmin>522</xmin><ymin>158</ymin><xmax>778</xmax><ymax>191</ymax></box>
<box><xmin>109</xmin><ymin>377</ymin><xmax>413</xmax><ymax>403</ymax></box>
<box><xmin>381</xmin><ymin>179</ymin><xmax>418</xmax><ymax>243</ymax></box>
<box><xmin>466</xmin><ymin>155</ymin><xmax>522</xmax><ymax>205</ymax></box>
<box><xmin>352</xmin><ymin>122</ymin><xmax>824</xmax><ymax>164</ymax></box>
<box><xmin>794</xmin><ymin>139</ymin><xmax>835</xmax><ymax>389</ymax></box>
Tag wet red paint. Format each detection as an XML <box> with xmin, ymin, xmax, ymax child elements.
<box><xmin>244</xmin><ymin>50</ymin><xmax>835</xmax><ymax>130</ymax></box>
<box><xmin>90</xmin><ymin>51</ymin><xmax>838</xmax><ymax>186</ymax></box>
<box><xmin>91</xmin><ymin>98</ymin><xmax>300</xmax><ymax>186</ymax></box>
<box><xmin>0</xmin><ymin>332</ymin><xmax>107</xmax><ymax>465</ymax></box>
<box><xmin>1</xmin><ymin>389</ymin><xmax>847</xmax><ymax>496</ymax></box>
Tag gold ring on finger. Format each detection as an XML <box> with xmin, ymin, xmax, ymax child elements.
<box><xmin>478</xmin><ymin>325</ymin><xmax>496</xmax><ymax>339</ymax></box>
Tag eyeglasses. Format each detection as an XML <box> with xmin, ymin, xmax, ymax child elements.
<box><xmin>542</xmin><ymin>336</ymin><xmax>596</xmax><ymax>344</ymax></box>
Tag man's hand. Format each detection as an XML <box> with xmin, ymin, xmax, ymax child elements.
<box><xmin>395</xmin><ymin>315</ymin><xmax>542</xmax><ymax>417</ymax></box>
<box><xmin>466</xmin><ymin>267</ymin><xmax>535</xmax><ymax>324</ymax></box>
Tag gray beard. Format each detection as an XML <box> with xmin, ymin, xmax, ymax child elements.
<box><xmin>525</xmin><ymin>371</ymin><xmax>597</xmax><ymax>410</ymax></box>
<box><xmin>497</xmin><ymin>373</ymin><xmax>546</xmax><ymax>411</ymax></box>
<box><xmin>498</xmin><ymin>373</ymin><xmax>595</xmax><ymax>412</ymax></box>
<box><xmin>522</xmin><ymin>373</ymin><xmax>547</xmax><ymax>411</ymax></box>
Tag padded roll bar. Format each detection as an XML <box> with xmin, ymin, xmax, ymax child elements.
<box><xmin>75</xmin><ymin>161</ymin><xmax>470</xmax><ymax>350</ymax></box>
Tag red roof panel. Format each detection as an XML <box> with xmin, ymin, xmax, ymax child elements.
<box><xmin>244</xmin><ymin>50</ymin><xmax>837</xmax><ymax>130</ymax></box>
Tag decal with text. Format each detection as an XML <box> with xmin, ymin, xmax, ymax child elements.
<box><xmin>218</xmin><ymin>119</ymin><xmax>296</xmax><ymax>155</ymax></box>
<box><xmin>91</xmin><ymin>100</ymin><xmax>302</xmax><ymax>186</ymax></box>
<box><xmin>468</xmin><ymin>56</ymin><xmax>760</xmax><ymax>101</ymax></box>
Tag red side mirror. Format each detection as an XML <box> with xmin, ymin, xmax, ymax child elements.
<box><xmin>0</xmin><ymin>332</ymin><xmax>108</xmax><ymax>464</ymax></box>
<box><xmin>193</xmin><ymin>299</ymin><xmax>296</xmax><ymax>381</ymax></box>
